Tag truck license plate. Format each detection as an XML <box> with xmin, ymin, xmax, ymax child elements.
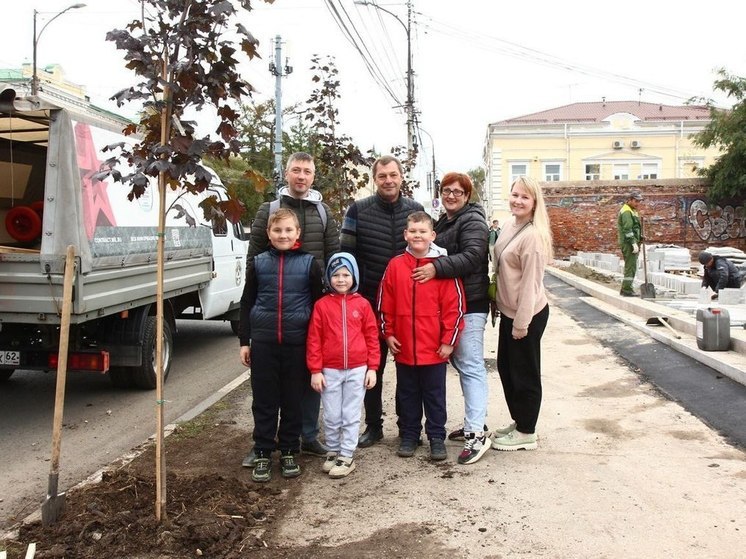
<box><xmin>0</xmin><ymin>351</ymin><xmax>20</xmax><ymax>366</ymax></box>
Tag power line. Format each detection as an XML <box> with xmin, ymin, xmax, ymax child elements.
<box><xmin>416</xmin><ymin>12</ymin><xmax>703</xmax><ymax>102</ymax></box>
<box><xmin>322</xmin><ymin>0</ymin><xmax>402</xmax><ymax>106</ymax></box>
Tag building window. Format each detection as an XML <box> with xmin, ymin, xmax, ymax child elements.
<box><xmin>584</xmin><ymin>164</ymin><xmax>600</xmax><ymax>181</ymax></box>
<box><xmin>638</xmin><ymin>163</ymin><xmax>658</xmax><ymax>179</ymax></box>
<box><xmin>613</xmin><ymin>164</ymin><xmax>629</xmax><ymax>180</ymax></box>
<box><xmin>510</xmin><ymin>163</ymin><xmax>528</xmax><ymax>183</ymax></box>
<box><xmin>543</xmin><ymin>163</ymin><xmax>562</xmax><ymax>182</ymax></box>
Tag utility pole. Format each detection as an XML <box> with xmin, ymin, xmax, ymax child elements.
<box><xmin>269</xmin><ymin>35</ymin><xmax>292</xmax><ymax>193</ymax></box>
<box><xmin>405</xmin><ymin>0</ymin><xmax>414</xmax><ymax>162</ymax></box>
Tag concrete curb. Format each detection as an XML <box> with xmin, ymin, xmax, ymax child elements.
<box><xmin>547</xmin><ymin>265</ymin><xmax>746</xmax><ymax>355</ymax></box>
<box><xmin>580</xmin><ymin>297</ymin><xmax>746</xmax><ymax>386</ymax></box>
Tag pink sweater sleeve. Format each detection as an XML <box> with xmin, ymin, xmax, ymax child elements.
<box><xmin>495</xmin><ymin>232</ymin><xmax>547</xmax><ymax>330</ymax></box>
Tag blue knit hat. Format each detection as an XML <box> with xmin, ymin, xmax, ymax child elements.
<box><xmin>326</xmin><ymin>252</ymin><xmax>359</xmax><ymax>293</ymax></box>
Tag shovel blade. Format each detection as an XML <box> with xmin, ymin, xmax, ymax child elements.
<box><xmin>41</xmin><ymin>472</ymin><xmax>65</xmax><ymax>526</ymax></box>
<box><xmin>640</xmin><ymin>283</ymin><xmax>656</xmax><ymax>299</ymax></box>
<box><xmin>41</xmin><ymin>492</ymin><xmax>66</xmax><ymax>526</ymax></box>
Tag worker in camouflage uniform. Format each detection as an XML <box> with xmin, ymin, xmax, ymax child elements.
<box><xmin>617</xmin><ymin>191</ymin><xmax>643</xmax><ymax>297</ymax></box>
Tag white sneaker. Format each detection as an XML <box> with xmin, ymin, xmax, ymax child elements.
<box><xmin>491</xmin><ymin>429</ymin><xmax>537</xmax><ymax>451</ymax></box>
<box><xmin>322</xmin><ymin>451</ymin><xmax>338</xmax><ymax>473</ymax></box>
<box><xmin>457</xmin><ymin>433</ymin><xmax>491</xmax><ymax>465</ymax></box>
<box><xmin>329</xmin><ymin>456</ymin><xmax>356</xmax><ymax>478</ymax></box>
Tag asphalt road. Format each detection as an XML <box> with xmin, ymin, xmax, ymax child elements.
<box><xmin>545</xmin><ymin>274</ymin><xmax>746</xmax><ymax>451</ymax></box>
<box><xmin>0</xmin><ymin>319</ymin><xmax>245</xmax><ymax>531</ymax></box>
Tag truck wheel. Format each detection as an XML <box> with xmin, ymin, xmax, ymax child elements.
<box><xmin>0</xmin><ymin>370</ymin><xmax>14</xmax><ymax>381</ymax></box>
<box><xmin>108</xmin><ymin>367</ymin><xmax>134</xmax><ymax>388</ymax></box>
<box><xmin>230</xmin><ymin>320</ymin><xmax>240</xmax><ymax>336</ymax></box>
<box><xmin>132</xmin><ymin>317</ymin><xmax>173</xmax><ymax>390</ymax></box>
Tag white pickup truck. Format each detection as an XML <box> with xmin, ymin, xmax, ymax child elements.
<box><xmin>0</xmin><ymin>90</ymin><xmax>248</xmax><ymax>388</ymax></box>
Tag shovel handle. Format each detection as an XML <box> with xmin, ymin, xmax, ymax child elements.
<box><xmin>49</xmin><ymin>245</ymin><xmax>77</xmax><ymax>475</ymax></box>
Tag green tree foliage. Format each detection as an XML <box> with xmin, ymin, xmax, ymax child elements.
<box><xmin>303</xmin><ymin>55</ymin><xmax>373</xmax><ymax>220</ymax></box>
<box><xmin>238</xmin><ymin>100</ymin><xmax>276</xmax><ymax>179</ymax></box>
<box><xmin>102</xmin><ymin>0</ymin><xmax>272</xmax><ymax>223</ymax></box>
<box><xmin>692</xmin><ymin>69</ymin><xmax>746</xmax><ymax>201</ymax></box>
<box><xmin>203</xmin><ymin>155</ymin><xmax>267</xmax><ymax>226</ymax></box>
<box><xmin>468</xmin><ymin>167</ymin><xmax>486</xmax><ymax>203</ymax></box>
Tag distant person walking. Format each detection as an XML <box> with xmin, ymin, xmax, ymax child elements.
<box><xmin>698</xmin><ymin>251</ymin><xmax>746</xmax><ymax>299</ymax></box>
<box><xmin>488</xmin><ymin>219</ymin><xmax>501</xmax><ymax>263</ymax></box>
<box><xmin>617</xmin><ymin>191</ymin><xmax>643</xmax><ymax>297</ymax></box>
<box><xmin>339</xmin><ymin>155</ymin><xmax>423</xmax><ymax>448</ymax></box>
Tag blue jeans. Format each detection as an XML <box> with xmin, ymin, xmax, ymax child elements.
<box><xmin>450</xmin><ymin>312</ymin><xmax>489</xmax><ymax>434</ymax></box>
<box><xmin>301</xmin><ymin>382</ymin><xmax>321</xmax><ymax>443</ymax></box>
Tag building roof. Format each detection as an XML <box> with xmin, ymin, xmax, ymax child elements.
<box><xmin>0</xmin><ymin>69</ymin><xmax>25</xmax><ymax>81</ymax></box>
<box><xmin>492</xmin><ymin>101</ymin><xmax>712</xmax><ymax>126</ymax></box>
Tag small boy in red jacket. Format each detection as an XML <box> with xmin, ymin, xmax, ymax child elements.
<box><xmin>377</xmin><ymin>211</ymin><xmax>465</xmax><ymax>461</ymax></box>
<box><xmin>307</xmin><ymin>252</ymin><xmax>379</xmax><ymax>478</ymax></box>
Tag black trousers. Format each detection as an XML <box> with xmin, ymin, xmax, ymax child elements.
<box><xmin>362</xmin><ymin>338</ymin><xmax>389</xmax><ymax>430</ymax></box>
<box><xmin>496</xmin><ymin>304</ymin><xmax>549</xmax><ymax>434</ymax></box>
<box><xmin>395</xmin><ymin>362</ymin><xmax>447</xmax><ymax>441</ymax></box>
<box><xmin>250</xmin><ymin>341</ymin><xmax>306</xmax><ymax>454</ymax></box>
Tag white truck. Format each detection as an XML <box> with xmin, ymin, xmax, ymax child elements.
<box><xmin>0</xmin><ymin>89</ymin><xmax>248</xmax><ymax>388</ymax></box>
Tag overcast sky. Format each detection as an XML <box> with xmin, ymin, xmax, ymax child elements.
<box><xmin>3</xmin><ymin>0</ymin><xmax>745</xmax><ymax>202</ymax></box>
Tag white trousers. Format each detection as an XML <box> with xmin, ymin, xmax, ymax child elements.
<box><xmin>320</xmin><ymin>365</ymin><xmax>367</xmax><ymax>458</ymax></box>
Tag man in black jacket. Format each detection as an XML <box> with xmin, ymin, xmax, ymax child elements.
<box><xmin>699</xmin><ymin>251</ymin><xmax>745</xmax><ymax>299</ymax></box>
<box><xmin>340</xmin><ymin>155</ymin><xmax>423</xmax><ymax>447</ymax></box>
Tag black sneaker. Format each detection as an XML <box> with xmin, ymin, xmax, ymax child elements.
<box><xmin>252</xmin><ymin>457</ymin><xmax>271</xmax><ymax>483</ymax></box>
<box><xmin>301</xmin><ymin>439</ymin><xmax>329</xmax><ymax>456</ymax></box>
<box><xmin>448</xmin><ymin>424</ymin><xmax>488</xmax><ymax>441</ymax></box>
<box><xmin>397</xmin><ymin>439</ymin><xmax>418</xmax><ymax>457</ymax></box>
<box><xmin>358</xmin><ymin>427</ymin><xmax>383</xmax><ymax>448</ymax></box>
<box><xmin>280</xmin><ymin>452</ymin><xmax>301</xmax><ymax>478</ymax></box>
<box><xmin>429</xmin><ymin>438</ymin><xmax>447</xmax><ymax>461</ymax></box>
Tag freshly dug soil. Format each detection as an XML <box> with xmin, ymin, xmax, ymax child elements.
<box><xmin>2</xmin><ymin>386</ymin><xmax>456</xmax><ymax>559</ymax></box>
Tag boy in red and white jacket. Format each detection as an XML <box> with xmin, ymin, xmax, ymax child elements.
<box><xmin>377</xmin><ymin>211</ymin><xmax>465</xmax><ymax>461</ymax></box>
<box><xmin>307</xmin><ymin>252</ymin><xmax>379</xmax><ymax>478</ymax></box>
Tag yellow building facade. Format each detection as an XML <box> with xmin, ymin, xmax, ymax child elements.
<box><xmin>483</xmin><ymin>101</ymin><xmax>722</xmax><ymax>219</ymax></box>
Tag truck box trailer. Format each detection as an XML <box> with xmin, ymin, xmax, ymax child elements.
<box><xmin>0</xmin><ymin>89</ymin><xmax>248</xmax><ymax>388</ymax></box>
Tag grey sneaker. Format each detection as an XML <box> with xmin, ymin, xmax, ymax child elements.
<box><xmin>322</xmin><ymin>451</ymin><xmax>338</xmax><ymax>473</ymax></box>
<box><xmin>301</xmin><ymin>439</ymin><xmax>329</xmax><ymax>456</ymax></box>
<box><xmin>491</xmin><ymin>429</ymin><xmax>537</xmax><ymax>451</ymax></box>
<box><xmin>280</xmin><ymin>452</ymin><xmax>302</xmax><ymax>478</ymax></box>
<box><xmin>329</xmin><ymin>456</ymin><xmax>356</xmax><ymax>479</ymax></box>
<box><xmin>429</xmin><ymin>438</ymin><xmax>447</xmax><ymax>461</ymax></box>
<box><xmin>457</xmin><ymin>433</ymin><xmax>491</xmax><ymax>465</ymax></box>
<box><xmin>241</xmin><ymin>449</ymin><xmax>257</xmax><ymax>468</ymax></box>
<box><xmin>251</xmin><ymin>457</ymin><xmax>271</xmax><ymax>483</ymax></box>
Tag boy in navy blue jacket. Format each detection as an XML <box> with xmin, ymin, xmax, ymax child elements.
<box><xmin>239</xmin><ymin>208</ymin><xmax>324</xmax><ymax>482</ymax></box>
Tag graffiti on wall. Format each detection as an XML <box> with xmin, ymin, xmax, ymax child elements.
<box><xmin>688</xmin><ymin>199</ymin><xmax>746</xmax><ymax>241</ymax></box>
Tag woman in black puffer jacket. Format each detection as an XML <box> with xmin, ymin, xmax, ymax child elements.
<box><xmin>411</xmin><ymin>172</ymin><xmax>490</xmax><ymax>465</ymax></box>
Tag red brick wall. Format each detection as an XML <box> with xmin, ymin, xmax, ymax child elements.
<box><xmin>543</xmin><ymin>179</ymin><xmax>746</xmax><ymax>259</ymax></box>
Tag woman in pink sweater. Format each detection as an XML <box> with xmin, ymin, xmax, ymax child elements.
<box><xmin>490</xmin><ymin>176</ymin><xmax>553</xmax><ymax>451</ymax></box>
